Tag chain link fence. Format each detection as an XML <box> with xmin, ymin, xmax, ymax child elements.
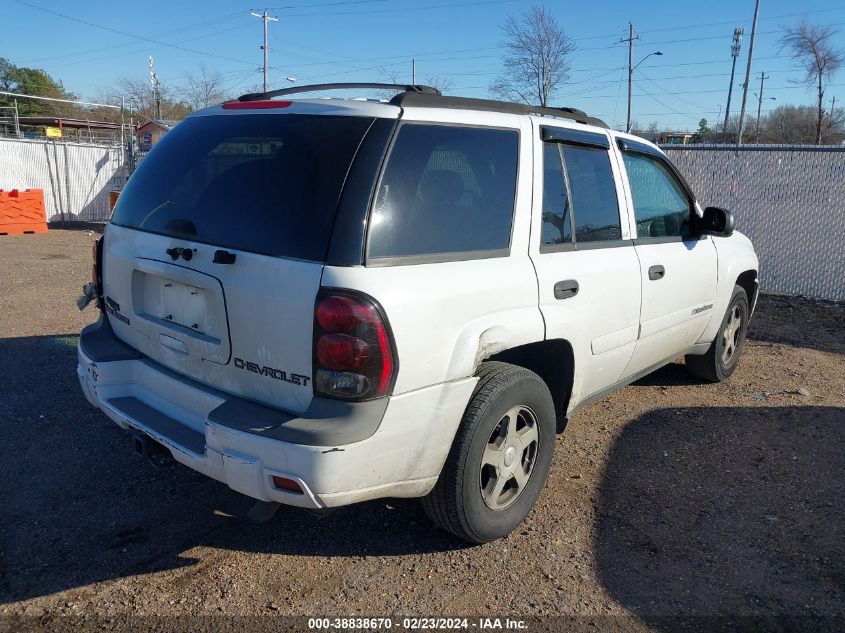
<box><xmin>2</xmin><ymin>136</ymin><xmax>843</xmax><ymax>301</ymax></box>
<box><xmin>0</xmin><ymin>137</ymin><xmax>125</xmax><ymax>224</ymax></box>
<box><xmin>663</xmin><ymin>144</ymin><xmax>845</xmax><ymax>302</ymax></box>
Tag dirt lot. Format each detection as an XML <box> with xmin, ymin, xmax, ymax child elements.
<box><xmin>1</xmin><ymin>229</ymin><xmax>843</xmax><ymax>631</ymax></box>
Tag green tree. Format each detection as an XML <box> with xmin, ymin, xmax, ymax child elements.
<box><xmin>0</xmin><ymin>58</ymin><xmax>78</xmax><ymax>116</ymax></box>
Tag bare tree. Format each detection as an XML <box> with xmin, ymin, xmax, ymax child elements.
<box><xmin>379</xmin><ymin>66</ymin><xmax>453</xmax><ymax>93</ymax></box>
<box><xmin>423</xmin><ymin>76</ymin><xmax>454</xmax><ymax>94</ymax></box>
<box><xmin>760</xmin><ymin>104</ymin><xmax>845</xmax><ymax>145</ymax></box>
<box><xmin>115</xmin><ymin>77</ymin><xmax>191</xmax><ymax>122</ymax></box>
<box><xmin>181</xmin><ymin>64</ymin><xmax>228</xmax><ymax>110</ymax></box>
<box><xmin>779</xmin><ymin>21</ymin><xmax>843</xmax><ymax>144</ymax></box>
<box><xmin>374</xmin><ymin>67</ymin><xmax>454</xmax><ymax>99</ymax></box>
<box><xmin>490</xmin><ymin>5</ymin><xmax>575</xmax><ymax>107</ymax></box>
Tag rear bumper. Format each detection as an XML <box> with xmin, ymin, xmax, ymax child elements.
<box><xmin>77</xmin><ymin>320</ymin><xmax>476</xmax><ymax>509</ymax></box>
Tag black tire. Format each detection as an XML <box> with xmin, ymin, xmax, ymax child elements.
<box><xmin>685</xmin><ymin>285</ymin><xmax>749</xmax><ymax>382</ymax></box>
<box><xmin>422</xmin><ymin>361</ymin><xmax>556</xmax><ymax>543</ymax></box>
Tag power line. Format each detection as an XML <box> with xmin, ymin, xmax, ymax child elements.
<box><xmin>271</xmin><ymin>0</ymin><xmax>518</xmax><ymax>18</ymax></box>
<box><xmin>636</xmin><ymin>70</ymin><xmax>702</xmax><ymax>110</ymax></box>
<box><xmin>12</xmin><ymin>0</ymin><xmax>257</xmax><ymax>66</ymax></box>
<box><xmin>19</xmin><ymin>11</ymin><xmax>247</xmax><ymax>64</ymax></box>
<box><xmin>269</xmin><ymin>0</ymin><xmax>388</xmax><ymax>8</ymax></box>
<box><xmin>35</xmin><ymin>23</ymin><xmax>258</xmax><ymax>71</ymax></box>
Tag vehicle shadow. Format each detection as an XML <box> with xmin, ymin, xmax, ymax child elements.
<box><xmin>0</xmin><ymin>335</ymin><xmax>465</xmax><ymax>604</ymax></box>
<box><xmin>594</xmin><ymin>404</ymin><xmax>845</xmax><ymax>626</ymax></box>
<box><xmin>747</xmin><ymin>295</ymin><xmax>844</xmax><ymax>356</ymax></box>
<box><xmin>631</xmin><ymin>361</ymin><xmax>700</xmax><ymax>387</ymax></box>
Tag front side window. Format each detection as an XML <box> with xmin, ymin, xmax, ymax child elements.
<box><xmin>623</xmin><ymin>152</ymin><xmax>693</xmax><ymax>239</ymax></box>
<box><xmin>367</xmin><ymin>124</ymin><xmax>519</xmax><ymax>261</ymax></box>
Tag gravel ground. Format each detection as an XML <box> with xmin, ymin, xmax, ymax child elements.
<box><xmin>1</xmin><ymin>229</ymin><xmax>843</xmax><ymax>631</ymax></box>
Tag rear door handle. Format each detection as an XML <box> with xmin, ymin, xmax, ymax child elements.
<box><xmin>648</xmin><ymin>265</ymin><xmax>665</xmax><ymax>281</ymax></box>
<box><xmin>554</xmin><ymin>279</ymin><xmax>579</xmax><ymax>300</ymax></box>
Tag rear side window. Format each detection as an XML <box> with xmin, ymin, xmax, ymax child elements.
<box><xmin>111</xmin><ymin>114</ymin><xmax>374</xmax><ymax>261</ymax></box>
<box><xmin>367</xmin><ymin>124</ymin><xmax>519</xmax><ymax>261</ymax></box>
<box><xmin>623</xmin><ymin>152</ymin><xmax>692</xmax><ymax>238</ymax></box>
<box><xmin>540</xmin><ymin>142</ymin><xmax>621</xmax><ymax>248</ymax></box>
<box><xmin>541</xmin><ymin>143</ymin><xmax>572</xmax><ymax>246</ymax></box>
<box><xmin>562</xmin><ymin>145</ymin><xmax>621</xmax><ymax>242</ymax></box>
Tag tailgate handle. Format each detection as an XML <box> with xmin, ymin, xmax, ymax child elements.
<box><xmin>648</xmin><ymin>265</ymin><xmax>666</xmax><ymax>281</ymax></box>
<box><xmin>213</xmin><ymin>250</ymin><xmax>237</xmax><ymax>265</ymax></box>
<box><xmin>554</xmin><ymin>279</ymin><xmax>579</xmax><ymax>300</ymax></box>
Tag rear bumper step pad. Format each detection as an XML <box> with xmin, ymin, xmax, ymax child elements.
<box><xmin>107</xmin><ymin>396</ymin><xmax>206</xmax><ymax>455</ymax></box>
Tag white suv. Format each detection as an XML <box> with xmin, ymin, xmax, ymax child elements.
<box><xmin>78</xmin><ymin>83</ymin><xmax>759</xmax><ymax>543</ymax></box>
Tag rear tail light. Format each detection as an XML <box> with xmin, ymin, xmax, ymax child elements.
<box><xmin>313</xmin><ymin>289</ymin><xmax>397</xmax><ymax>401</ymax></box>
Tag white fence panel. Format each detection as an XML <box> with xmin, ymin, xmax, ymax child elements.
<box><xmin>664</xmin><ymin>145</ymin><xmax>845</xmax><ymax>302</ymax></box>
<box><xmin>0</xmin><ymin>137</ymin><xmax>124</xmax><ymax>223</ymax></box>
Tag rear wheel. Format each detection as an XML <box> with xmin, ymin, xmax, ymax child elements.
<box><xmin>685</xmin><ymin>285</ymin><xmax>749</xmax><ymax>382</ymax></box>
<box><xmin>422</xmin><ymin>362</ymin><xmax>556</xmax><ymax>543</ymax></box>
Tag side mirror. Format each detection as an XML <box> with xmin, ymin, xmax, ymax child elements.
<box><xmin>701</xmin><ymin>206</ymin><xmax>735</xmax><ymax>237</ymax></box>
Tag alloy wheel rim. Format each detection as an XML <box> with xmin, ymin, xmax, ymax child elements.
<box><xmin>480</xmin><ymin>405</ymin><xmax>539</xmax><ymax>511</ymax></box>
<box><xmin>721</xmin><ymin>305</ymin><xmax>743</xmax><ymax>365</ymax></box>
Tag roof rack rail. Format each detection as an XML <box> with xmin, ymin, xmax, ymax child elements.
<box><xmin>235</xmin><ymin>82</ymin><xmax>605</xmax><ymax>128</ymax></box>
<box><xmin>388</xmin><ymin>92</ymin><xmax>607</xmax><ymax>128</ymax></box>
<box><xmin>238</xmin><ymin>82</ymin><xmax>441</xmax><ymax>102</ymax></box>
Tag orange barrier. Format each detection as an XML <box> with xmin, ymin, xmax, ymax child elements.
<box><xmin>0</xmin><ymin>189</ymin><xmax>48</xmax><ymax>235</ymax></box>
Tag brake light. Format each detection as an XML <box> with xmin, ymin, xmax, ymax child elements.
<box><xmin>313</xmin><ymin>290</ymin><xmax>397</xmax><ymax>401</ymax></box>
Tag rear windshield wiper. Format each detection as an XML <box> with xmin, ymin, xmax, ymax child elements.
<box><xmin>164</xmin><ymin>218</ymin><xmax>198</xmax><ymax>236</ymax></box>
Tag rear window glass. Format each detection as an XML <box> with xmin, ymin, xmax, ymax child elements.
<box><xmin>367</xmin><ymin>124</ymin><xmax>519</xmax><ymax>261</ymax></box>
<box><xmin>111</xmin><ymin>114</ymin><xmax>374</xmax><ymax>261</ymax></box>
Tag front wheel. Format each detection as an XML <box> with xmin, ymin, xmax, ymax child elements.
<box><xmin>422</xmin><ymin>362</ymin><xmax>556</xmax><ymax>543</ymax></box>
<box><xmin>685</xmin><ymin>285</ymin><xmax>749</xmax><ymax>382</ymax></box>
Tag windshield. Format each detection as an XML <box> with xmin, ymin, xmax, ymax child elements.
<box><xmin>112</xmin><ymin>113</ymin><xmax>375</xmax><ymax>261</ymax></box>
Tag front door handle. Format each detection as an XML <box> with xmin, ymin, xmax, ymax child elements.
<box><xmin>554</xmin><ymin>279</ymin><xmax>579</xmax><ymax>300</ymax></box>
<box><xmin>648</xmin><ymin>265</ymin><xmax>666</xmax><ymax>281</ymax></box>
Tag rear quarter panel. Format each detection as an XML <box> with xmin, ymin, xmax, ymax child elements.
<box><xmin>321</xmin><ymin>114</ymin><xmax>544</xmax><ymax>394</ymax></box>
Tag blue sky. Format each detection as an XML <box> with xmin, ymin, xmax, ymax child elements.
<box><xmin>5</xmin><ymin>0</ymin><xmax>845</xmax><ymax>131</ymax></box>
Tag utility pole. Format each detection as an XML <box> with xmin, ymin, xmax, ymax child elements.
<box><xmin>754</xmin><ymin>71</ymin><xmax>770</xmax><ymax>142</ymax></box>
<box><xmin>149</xmin><ymin>56</ymin><xmax>161</xmax><ymax>120</ymax></box>
<box><xmin>412</xmin><ymin>58</ymin><xmax>416</xmax><ymax>84</ymax></box>
<box><xmin>621</xmin><ymin>22</ymin><xmax>639</xmax><ymax>133</ymax></box>
<box><xmin>724</xmin><ymin>27</ymin><xmax>744</xmax><ymax>137</ymax></box>
<box><xmin>251</xmin><ymin>9</ymin><xmax>278</xmax><ymax>92</ymax></box>
<box><xmin>737</xmin><ymin>0</ymin><xmax>761</xmax><ymax>146</ymax></box>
